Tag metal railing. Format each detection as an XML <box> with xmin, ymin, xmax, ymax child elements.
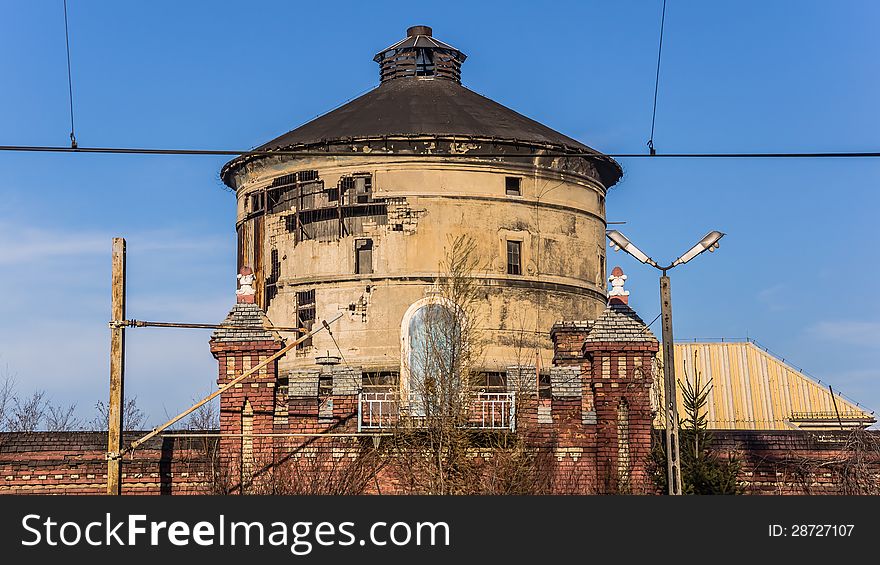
<box><xmin>358</xmin><ymin>391</ymin><xmax>516</xmax><ymax>432</ymax></box>
<box><xmin>358</xmin><ymin>392</ymin><xmax>398</xmax><ymax>431</ymax></box>
<box><xmin>471</xmin><ymin>392</ymin><xmax>515</xmax><ymax>431</ymax></box>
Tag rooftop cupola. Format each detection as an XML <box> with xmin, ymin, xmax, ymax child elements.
<box><xmin>373</xmin><ymin>25</ymin><xmax>467</xmax><ymax>83</ymax></box>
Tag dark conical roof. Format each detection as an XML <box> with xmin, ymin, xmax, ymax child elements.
<box><xmin>256</xmin><ymin>79</ymin><xmax>593</xmax><ymax>153</ymax></box>
<box><xmin>221</xmin><ymin>27</ymin><xmax>623</xmax><ymax>188</ymax></box>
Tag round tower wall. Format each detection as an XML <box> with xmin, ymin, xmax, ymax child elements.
<box><xmin>230</xmin><ymin>155</ymin><xmax>609</xmax><ymax>375</ymax></box>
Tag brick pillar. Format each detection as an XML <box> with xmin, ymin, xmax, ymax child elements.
<box><xmin>550</xmin><ymin>268</ymin><xmax>660</xmax><ymax>494</ymax></box>
<box><xmin>331</xmin><ymin>367</ymin><xmax>362</xmax><ymax>431</ymax></box>
<box><xmin>581</xmin><ymin>295</ymin><xmax>659</xmax><ymax>494</ymax></box>
<box><xmin>548</xmin><ymin>367</ymin><xmax>597</xmax><ymax>493</ymax></box>
<box><xmin>288</xmin><ymin>369</ymin><xmax>320</xmax><ymax>434</ymax></box>
<box><xmin>209</xmin><ymin>295</ymin><xmax>283</xmax><ymax>494</ymax></box>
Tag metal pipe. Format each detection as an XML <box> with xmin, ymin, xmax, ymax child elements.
<box><xmin>113</xmin><ymin>319</ymin><xmax>307</xmax><ymax>333</ymax></box>
<box><xmin>160</xmin><ymin>432</ymin><xmax>393</xmax><ymax>438</ymax></box>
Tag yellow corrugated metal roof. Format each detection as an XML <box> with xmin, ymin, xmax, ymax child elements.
<box><xmin>653</xmin><ymin>341</ymin><xmax>875</xmax><ymax>430</ymax></box>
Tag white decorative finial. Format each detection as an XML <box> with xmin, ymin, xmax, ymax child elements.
<box><xmin>236</xmin><ymin>266</ymin><xmax>256</xmax><ymax>304</ymax></box>
<box><xmin>608</xmin><ymin>266</ymin><xmax>629</xmax><ymax>304</ymax></box>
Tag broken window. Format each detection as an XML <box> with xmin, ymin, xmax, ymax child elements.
<box><xmin>506</xmin><ymin>240</ymin><xmax>522</xmax><ymax>275</ymax></box>
<box><xmin>267</xmin><ymin>173</ymin><xmax>297</xmax><ymax>213</ymax></box>
<box><xmin>284</xmin><ymin>173</ymin><xmax>386</xmax><ymax>242</ymax></box>
<box><xmin>505</xmin><ymin>176</ymin><xmax>522</xmax><ymax>196</ymax></box>
<box><xmin>538</xmin><ymin>372</ymin><xmax>552</xmax><ymax>399</ymax></box>
<box><xmin>341</xmin><ymin>174</ymin><xmax>373</xmax><ymax>205</ymax></box>
<box><xmin>355</xmin><ymin>239</ymin><xmax>373</xmax><ymax>275</ymax></box>
<box><xmin>249</xmin><ymin>192</ymin><xmax>265</xmax><ymax>215</ymax></box>
<box><xmin>259</xmin><ymin>170</ymin><xmax>324</xmax><ymax>216</ymax></box>
<box><xmin>295</xmin><ymin>289</ymin><xmax>316</xmax><ymax>351</ymax></box>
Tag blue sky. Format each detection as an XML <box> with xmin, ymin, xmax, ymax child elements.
<box><xmin>0</xmin><ymin>1</ymin><xmax>877</xmax><ymax>425</ymax></box>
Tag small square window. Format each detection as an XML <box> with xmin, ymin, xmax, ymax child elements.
<box><xmin>507</xmin><ymin>240</ymin><xmax>522</xmax><ymax>275</ymax></box>
<box><xmin>505</xmin><ymin>177</ymin><xmax>522</xmax><ymax>196</ymax></box>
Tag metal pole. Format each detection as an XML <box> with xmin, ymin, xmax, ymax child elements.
<box><xmin>107</xmin><ymin>237</ymin><xmax>126</xmax><ymax>495</ymax></box>
<box><xmin>660</xmin><ymin>274</ymin><xmax>682</xmax><ymax>495</ymax></box>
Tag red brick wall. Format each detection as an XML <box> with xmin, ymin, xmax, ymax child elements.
<box><xmin>582</xmin><ymin>342</ymin><xmax>658</xmax><ymax>494</ymax></box>
<box><xmin>6</xmin><ymin>334</ymin><xmax>873</xmax><ymax>495</ymax></box>
<box><xmin>714</xmin><ymin>430</ymin><xmax>880</xmax><ymax>495</ymax></box>
<box><xmin>3</xmin><ymin>429</ymin><xmax>878</xmax><ymax>495</ymax></box>
<box><xmin>0</xmin><ymin>431</ymin><xmax>216</xmax><ymax>495</ymax></box>
<box><xmin>211</xmin><ymin>339</ymin><xmax>282</xmax><ymax>494</ymax></box>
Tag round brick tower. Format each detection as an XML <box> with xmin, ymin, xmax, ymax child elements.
<box><xmin>220</xmin><ymin>25</ymin><xmax>622</xmax><ymax>386</ymax></box>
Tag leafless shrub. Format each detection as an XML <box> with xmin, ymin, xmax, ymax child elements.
<box><xmin>7</xmin><ymin>390</ymin><xmax>49</xmax><ymax>432</ymax></box>
<box><xmin>45</xmin><ymin>403</ymin><xmax>84</xmax><ymax>431</ymax></box>
<box><xmin>91</xmin><ymin>397</ymin><xmax>148</xmax><ymax>431</ymax></box>
<box><xmin>0</xmin><ymin>373</ymin><xmax>16</xmax><ymax>432</ymax></box>
<box><xmin>185</xmin><ymin>398</ymin><xmax>219</xmax><ymax>431</ymax></box>
<box><xmin>211</xmin><ymin>439</ymin><xmax>383</xmax><ymax>496</ymax></box>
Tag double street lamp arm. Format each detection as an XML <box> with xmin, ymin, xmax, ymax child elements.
<box><xmin>606</xmin><ymin>229</ymin><xmax>724</xmax><ymax>273</ymax></box>
<box><xmin>605</xmin><ymin>228</ymin><xmax>725</xmax><ymax>496</ymax></box>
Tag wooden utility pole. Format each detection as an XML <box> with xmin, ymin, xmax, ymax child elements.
<box><xmin>107</xmin><ymin>237</ymin><xmax>126</xmax><ymax>495</ymax></box>
<box><xmin>660</xmin><ymin>274</ymin><xmax>682</xmax><ymax>495</ymax></box>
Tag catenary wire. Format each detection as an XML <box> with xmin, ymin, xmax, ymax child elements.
<box><xmin>62</xmin><ymin>0</ymin><xmax>77</xmax><ymax>148</ymax></box>
<box><xmin>1</xmin><ymin>145</ymin><xmax>878</xmax><ymax>159</ymax></box>
<box><xmin>647</xmin><ymin>0</ymin><xmax>667</xmax><ymax>155</ymax></box>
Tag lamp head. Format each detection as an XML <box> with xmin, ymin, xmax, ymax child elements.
<box><xmin>671</xmin><ymin>231</ymin><xmax>725</xmax><ymax>267</ymax></box>
<box><xmin>606</xmin><ymin>230</ymin><xmax>658</xmax><ymax>268</ymax></box>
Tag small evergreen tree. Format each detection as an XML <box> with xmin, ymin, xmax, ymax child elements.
<box><xmin>651</xmin><ymin>356</ymin><xmax>743</xmax><ymax>495</ymax></box>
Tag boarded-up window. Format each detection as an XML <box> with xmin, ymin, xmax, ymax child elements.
<box><xmin>355</xmin><ymin>239</ymin><xmax>373</xmax><ymax>275</ymax></box>
<box><xmin>507</xmin><ymin>240</ymin><xmax>522</xmax><ymax>275</ymax></box>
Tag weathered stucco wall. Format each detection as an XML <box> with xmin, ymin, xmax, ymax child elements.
<box><xmin>229</xmin><ymin>155</ymin><xmax>609</xmax><ymax>376</ymax></box>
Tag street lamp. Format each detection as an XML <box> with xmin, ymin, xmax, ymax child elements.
<box><xmin>606</xmin><ymin>229</ymin><xmax>725</xmax><ymax>495</ymax></box>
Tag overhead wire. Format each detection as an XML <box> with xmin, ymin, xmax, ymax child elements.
<box><xmin>15</xmin><ymin>1</ymin><xmax>873</xmax><ymax>162</ymax></box>
<box><xmin>62</xmin><ymin>0</ymin><xmax>77</xmax><ymax>148</ymax></box>
<box><xmin>647</xmin><ymin>0</ymin><xmax>667</xmax><ymax>156</ymax></box>
<box><xmin>0</xmin><ymin>145</ymin><xmax>878</xmax><ymax>159</ymax></box>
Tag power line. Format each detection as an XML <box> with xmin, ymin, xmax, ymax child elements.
<box><xmin>0</xmin><ymin>144</ymin><xmax>879</xmax><ymax>159</ymax></box>
<box><xmin>647</xmin><ymin>0</ymin><xmax>667</xmax><ymax>156</ymax></box>
<box><xmin>62</xmin><ymin>0</ymin><xmax>77</xmax><ymax>149</ymax></box>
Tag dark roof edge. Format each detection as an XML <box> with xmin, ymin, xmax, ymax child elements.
<box><xmin>220</xmin><ymin>137</ymin><xmax>623</xmax><ymax>189</ymax></box>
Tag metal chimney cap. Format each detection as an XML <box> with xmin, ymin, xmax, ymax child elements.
<box><xmin>407</xmin><ymin>25</ymin><xmax>432</xmax><ymax>37</ymax></box>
